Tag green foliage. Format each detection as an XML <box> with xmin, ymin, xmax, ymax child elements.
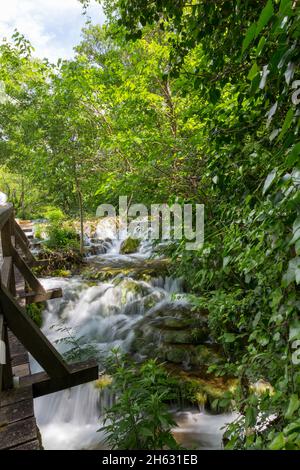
<box><xmin>101</xmin><ymin>350</ymin><xmax>180</xmax><ymax>450</ymax></box>
<box><xmin>45</xmin><ymin>214</ymin><xmax>79</xmax><ymax>251</ymax></box>
<box><xmin>45</xmin><ymin>208</ymin><xmax>65</xmax><ymax>223</ymax></box>
<box><xmin>1</xmin><ymin>0</ymin><xmax>300</xmax><ymax>451</ymax></box>
<box><xmin>52</xmin><ymin>323</ymin><xmax>99</xmax><ymax>363</ymax></box>
<box><xmin>26</xmin><ymin>303</ymin><xmax>44</xmax><ymax>328</ymax></box>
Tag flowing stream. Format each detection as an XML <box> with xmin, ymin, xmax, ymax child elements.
<box><xmin>30</xmin><ymin>222</ymin><xmax>237</xmax><ymax>450</ymax></box>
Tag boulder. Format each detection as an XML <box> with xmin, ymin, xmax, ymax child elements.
<box><xmin>120</xmin><ymin>237</ymin><xmax>140</xmax><ymax>254</ymax></box>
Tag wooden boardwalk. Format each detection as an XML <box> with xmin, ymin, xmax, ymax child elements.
<box><xmin>0</xmin><ymin>222</ymin><xmax>41</xmax><ymax>449</ymax></box>
<box><xmin>0</xmin><ymin>333</ymin><xmax>41</xmax><ymax>450</ymax></box>
<box><xmin>0</xmin><ymin>207</ymin><xmax>98</xmax><ymax>450</ymax></box>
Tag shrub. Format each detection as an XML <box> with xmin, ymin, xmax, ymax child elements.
<box><xmin>101</xmin><ymin>350</ymin><xmax>181</xmax><ymax>450</ymax></box>
<box><xmin>26</xmin><ymin>303</ymin><xmax>44</xmax><ymax>328</ymax></box>
<box><xmin>45</xmin><ymin>222</ymin><xmax>79</xmax><ymax>250</ymax></box>
<box><xmin>43</xmin><ymin>208</ymin><xmax>79</xmax><ymax>250</ymax></box>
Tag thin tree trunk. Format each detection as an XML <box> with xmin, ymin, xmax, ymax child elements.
<box><xmin>20</xmin><ymin>176</ymin><xmax>25</xmax><ymax>219</ymax></box>
<box><xmin>78</xmin><ymin>188</ymin><xmax>84</xmax><ymax>256</ymax></box>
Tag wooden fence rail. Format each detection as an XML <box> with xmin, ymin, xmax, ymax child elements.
<box><xmin>0</xmin><ymin>204</ymin><xmax>98</xmax><ymax>397</ymax></box>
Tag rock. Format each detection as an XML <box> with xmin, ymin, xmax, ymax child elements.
<box><xmin>162</xmin><ymin>328</ymin><xmax>208</xmax><ymax>345</ymax></box>
<box><xmin>163</xmin><ymin>344</ymin><xmax>221</xmax><ymax>367</ymax></box>
<box><xmin>85</xmin><ymin>239</ymin><xmax>112</xmax><ymax>256</ymax></box>
<box><xmin>167</xmin><ymin>364</ymin><xmax>239</xmax><ymax>411</ymax></box>
<box><xmin>120</xmin><ymin>237</ymin><xmax>140</xmax><ymax>254</ymax></box>
<box><xmin>82</xmin><ymin>258</ymin><xmax>171</xmax><ymax>282</ymax></box>
<box><xmin>116</xmin><ymin>278</ymin><xmax>153</xmax><ymax>299</ymax></box>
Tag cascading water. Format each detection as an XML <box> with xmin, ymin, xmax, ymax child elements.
<box><xmin>31</xmin><ymin>220</ymin><xmax>237</xmax><ymax>450</ymax></box>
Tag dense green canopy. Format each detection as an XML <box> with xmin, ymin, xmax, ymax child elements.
<box><xmin>0</xmin><ymin>0</ymin><xmax>300</xmax><ymax>449</ymax></box>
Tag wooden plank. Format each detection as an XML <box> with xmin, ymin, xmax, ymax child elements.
<box><xmin>2</xmin><ymin>322</ymin><xmax>13</xmax><ymax>390</ymax></box>
<box><xmin>0</xmin><ymin>283</ymin><xmax>70</xmax><ymax>378</ymax></box>
<box><xmin>11</xmin><ymin>352</ymin><xmax>29</xmax><ymax>367</ymax></box>
<box><xmin>0</xmin><ymin>311</ymin><xmax>14</xmax><ymax>391</ymax></box>
<box><xmin>0</xmin><ymin>398</ymin><xmax>34</xmax><ymax>425</ymax></box>
<box><xmin>17</xmin><ymin>288</ymin><xmax>63</xmax><ymax>304</ymax></box>
<box><xmin>0</xmin><ymin>386</ymin><xmax>32</xmax><ymax>407</ymax></box>
<box><xmin>10</xmin><ymin>439</ymin><xmax>41</xmax><ymax>450</ymax></box>
<box><xmin>20</xmin><ymin>360</ymin><xmax>99</xmax><ymax>398</ymax></box>
<box><xmin>1</xmin><ymin>217</ymin><xmax>16</xmax><ymax>296</ymax></box>
<box><xmin>15</xmin><ymin>229</ymin><xmax>36</xmax><ymax>266</ymax></box>
<box><xmin>11</xmin><ymin>246</ymin><xmax>46</xmax><ymax>294</ymax></box>
<box><xmin>1</xmin><ymin>257</ymin><xmax>13</xmax><ymax>289</ymax></box>
<box><xmin>0</xmin><ymin>204</ymin><xmax>13</xmax><ymax>230</ymax></box>
<box><xmin>7</xmin><ymin>332</ymin><xmax>26</xmax><ymax>358</ymax></box>
<box><xmin>12</xmin><ymin>363</ymin><xmax>30</xmax><ymax>378</ymax></box>
<box><xmin>0</xmin><ymin>416</ymin><xmax>38</xmax><ymax>450</ymax></box>
<box><xmin>0</xmin><ymin>314</ymin><xmax>4</xmax><ymax>393</ymax></box>
<box><xmin>14</xmin><ymin>221</ymin><xmax>30</xmax><ymax>247</ymax></box>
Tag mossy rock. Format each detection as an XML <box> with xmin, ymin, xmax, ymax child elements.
<box><xmin>120</xmin><ymin>237</ymin><xmax>140</xmax><ymax>254</ymax></box>
<box><xmin>160</xmin><ymin>344</ymin><xmax>222</xmax><ymax>368</ymax></box>
<box><xmin>166</xmin><ymin>364</ymin><xmax>239</xmax><ymax>411</ymax></box>
<box><xmin>117</xmin><ymin>278</ymin><xmax>153</xmax><ymax>300</ymax></box>
<box><xmin>145</xmin><ymin>303</ymin><xmax>208</xmax><ymax>331</ymax></box>
<box><xmin>161</xmin><ymin>328</ymin><xmax>208</xmax><ymax>345</ymax></box>
<box><xmin>82</xmin><ymin>258</ymin><xmax>171</xmax><ymax>282</ymax></box>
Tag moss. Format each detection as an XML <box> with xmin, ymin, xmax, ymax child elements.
<box><xmin>162</xmin><ymin>328</ymin><xmax>208</xmax><ymax>345</ymax></box>
<box><xmin>51</xmin><ymin>269</ymin><xmax>71</xmax><ymax>278</ymax></box>
<box><xmin>82</xmin><ymin>258</ymin><xmax>171</xmax><ymax>282</ymax></box>
<box><xmin>26</xmin><ymin>302</ymin><xmax>44</xmax><ymax>328</ymax></box>
<box><xmin>120</xmin><ymin>237</ymin><xmax>140</xmax><ymax>254</ymax></box>
<box><xmin>167</xmin><ymin>365</ymin><xmax>238</xmax><ymax>411</ymax></box>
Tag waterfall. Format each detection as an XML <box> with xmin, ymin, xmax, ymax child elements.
<box><xmin>31</xmin><ymin>221</ymin><xmax>236</xmax><ymax>450</ymax></box>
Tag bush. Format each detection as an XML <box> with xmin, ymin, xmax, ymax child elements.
<box><xmin>45</xmin><ymin>222</ymin><xmax>79</xmax><ymax>250</ymax></box>
<box><xmin>26</xmin><ymin>303</ymin><xmax>44</xmax><ymax>328</ymax></box>
<box><xmin>43</xmin><ymin>208</ymin><xmax>79</xmax><ymax>250</ymax></box>
<box><xmin>101</xmin><ymin>351</ymin><xmax>181</xmax><ymax>450</ymax></box>
<box><xmin>45</xmin><ymin>208</ymin><xmax>65</xmax><ymax>223</ymax></box>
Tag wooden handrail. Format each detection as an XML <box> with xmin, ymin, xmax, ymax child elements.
<box><xmin>0</xmin><ymin>204</ymin><xmax>13</xmax><ymax>230</ymax></box>
<box><xmin>0</xmin><ymin>204</ymin><xmax>98</xmax><ymax>396</ymax></box>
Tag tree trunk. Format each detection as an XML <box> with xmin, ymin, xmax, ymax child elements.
<box><xmin>78</xmin><ymin>188</ymin><xmax>84</xmax><ymax>256</ymax></box>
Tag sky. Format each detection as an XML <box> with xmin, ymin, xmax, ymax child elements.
<box><xmin>0</xmin><ymin>0</ymin><xmax>106</xmax><ymax>62</ymax></box>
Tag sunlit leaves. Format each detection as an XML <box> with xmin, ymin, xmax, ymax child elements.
<box><xmin>263</xmin><ymin>168</ymin><xmax>277</xmax><ymax>195</ymax></box>
<box><xmin>277</xmin><ymin>108</ymin><xmax>294</xmax><ymax>141</ymax></box>
<box><xmin>255</xmin><ymin>0</ymin><xmax>274</xmax><ymax>38</ymax></box>
<box><xmin>242</xmin><ymin>23</ymin><xmax>257</xmax><ymax>54</ymax></box>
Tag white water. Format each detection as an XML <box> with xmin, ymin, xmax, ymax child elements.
<box><xmin>31</xmin><ymin>220</ymin><xmax>236</xmax><ymax>450</ymax></box>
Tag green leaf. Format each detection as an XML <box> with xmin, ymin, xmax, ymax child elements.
<box><xmin>256</xmin><ymin>36</ymin><xmax>266</xmax><ymax>56</ymax></box>
<box><xmin>255</xmin><ymin>0</ymin><xmax>274</xmax><ymax>38</ymax></box>
<box><xmin>285</xmin><ymin>394</ymin><xmax>300</xmax><ymax>419</ymax></box>
<box><xmin>245</xmin><ymin>407</ymin><xmax>256</xmax><ymax>428</ymax></box>
<box><xmin>278</xmin><ymin>108</ymin><xmax>294</xmax><ymax>141</ymax></box>
<box><xmin>289</xmin><ymin>320</ymin><xmax>300</xmax><ymax>341</ymax></box>
<box><xmin>223</xmin><ymin>333</ymin><xmax>236</xmax><ymax>343</ymax></box>
<box><xmin>283</xmin><ymin>258</ymin><xmax>300</xmax><ymax>287</ymax></box>
<box><xmin>248</xmin><ymin>62</ymin><xmax>259</xmax><ymax>80</ymax></box>
<box><xmin>286</xmin><ymin>142</ymin><xmax>300</xmax><ymax>166</ymax></box>
<box><xmin>262</xmin><ymin>168</ymin><xmax>277</xmax><ymax>195</ymax></box>
<box><xmin>242</xmin><ymin>23</ymin><xmax>257</xmax><ymax>54</ymax></box>
<box><xmin>269</xmin><ymin>432</ymin><xmax>285</xmax><ymax>450</ymax></box>
<box><xmin>289</xmin><ymin>217</ymin><xmax>300</xmax><ymax>245</ymax></box>
<box><xmin>279</xmin><ymin>0</ymin><xmax>292</xmax><ymax>14</ymax></box>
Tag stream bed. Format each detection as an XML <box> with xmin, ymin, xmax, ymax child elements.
<box><xmin>30</xmin><ymin>225</ymin><xmax>237</xmax><ymax>450</ymax></box>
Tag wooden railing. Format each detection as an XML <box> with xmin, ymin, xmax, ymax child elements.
<box><xmin>0</xmin><ymin>204</ymin><xmax>98</xmax><ymax>397</ymax></box>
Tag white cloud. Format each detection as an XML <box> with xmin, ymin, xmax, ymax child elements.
<box><xmin>0</xmin><ymin>0</ymin><xmax>105</xmax><ymax>62</ymax></box>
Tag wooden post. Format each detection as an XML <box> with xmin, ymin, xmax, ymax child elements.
<box><xmin>0</xmin><ymin>203</ymin><xmax>99</xmax><ymax>399</ymax></box>
<box><xmin>0</xmin><ymin>283</ymin><xmax>70</xmax><ymax>378</ymax></box>
<box><xmin>0</xmin><ymin>311</ymin><xmax>13</xmax><ymax>392</ymax></box>
<box><xmin>1</xmin><ymin>216</ymin><xmax>16</xmax><ymax>296</ymax></box>
<box><xmin>12</xmin><ymin>247</ymin><xmax>46</xmax><ymax>295</ymax></box>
